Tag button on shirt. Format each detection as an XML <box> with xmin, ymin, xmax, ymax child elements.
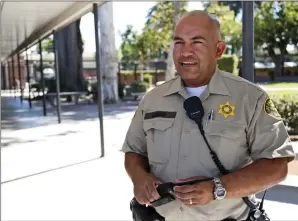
<box><xmin>121</xmin><ymin>68</ymin><xmax>296</xmax><ymax>220</ymax></box>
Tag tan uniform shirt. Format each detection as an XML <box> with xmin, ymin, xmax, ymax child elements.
<box><xmin>121</xmin><ymin>68</ymin><xmax>295</xmax><ymax>220</ymax></box>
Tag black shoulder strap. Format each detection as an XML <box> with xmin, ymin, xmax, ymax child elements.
<box><xmin>198</xmin><ymin>124</ymin><xmax>266</xmax><ymax>210</ymax></box>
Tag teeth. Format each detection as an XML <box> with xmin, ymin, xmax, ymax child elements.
<box><xmin>182</xmin><ymin>62</ymin><xmax>195</xmax><ymax>65</ymax></box>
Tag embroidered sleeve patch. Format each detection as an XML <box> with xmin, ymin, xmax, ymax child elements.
<box><xmin>264</xmin><ymin>98</ymin><xmax>282</xmax><ymax>120</ymax></box>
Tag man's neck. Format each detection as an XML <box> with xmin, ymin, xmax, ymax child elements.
<box><xmin>183</xmin><ymin>75</ymin><xmax>213</xmax><ymax>87</ymax></box>
<box><xmin>183</xmin><ymin>67</ymin><xmax>216</xmax><ymax>87</ymax></box>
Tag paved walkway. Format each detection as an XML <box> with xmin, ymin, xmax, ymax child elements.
<box><xmin>1</xmin><ymin>96</ymin><xmax>298</xmax><ymax>220</ymax></box>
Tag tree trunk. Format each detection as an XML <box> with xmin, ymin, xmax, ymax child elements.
<box><xmin>165</xmin><ymin>1</ymin><xmax>184</xmax><ymax>81</ymax></box>
<box><xmin>98</xmin><ymin>2</ymin><xmax>119</xmax><ymax>103</ymax></box>
<box><xmin>54</xmin><ymin>19</ymin><xmax>85</xmax><ymax>93</ymax></box>
<box><xmin>267</xmin><ymin>47</ymin><xmax>279</xmax><ymax>81</ymax></box>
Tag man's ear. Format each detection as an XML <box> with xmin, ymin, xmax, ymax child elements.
<box><xmin>216</xmin><ymin>41</ymin><xmax>226</xmax><ymax>59</ymax></box>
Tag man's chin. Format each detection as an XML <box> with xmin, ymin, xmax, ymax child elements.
<box><xmin>178</xmin><ymin>71</ymin><xmax>199</xmax><ymax>80</ymax></box>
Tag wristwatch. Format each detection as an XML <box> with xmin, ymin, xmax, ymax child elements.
<box><xmin>213</xmin><ymin>177</ymin><xmax>227</xmax><ymax>200</ymax></box>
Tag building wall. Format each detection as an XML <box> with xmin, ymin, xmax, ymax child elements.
<box><xmin>6</xmin><ymin>56</ymin><xmax>26</xmax><ymax>89</ymax></box>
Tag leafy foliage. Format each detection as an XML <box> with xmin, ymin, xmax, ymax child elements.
<box><xmin>120</xmin><ymin>25</ymin><xmax>138</xmax><ymax>62</ymax></box>
<box><xmin>144</xmin><ymin>1</ymin><xmax>187</xmax><ymax>54</ymax></box>
<box><xmin>255</xmin><ymin>2</ymin><xmax>298</xmax><ymax>51</ymax></box>
<box><xmin>254</xmin><ymin>2</ymin><xmax>298</xmax><ymax>76</ymax></box>
<box><xmin>131</xmin><ymin>80</ymin><xmax>148</xmax><ymax>93</ymax></box>
<box><xmin>273</xmin><ymin>95</ymin><xmax>298</xmax><ymax>134</ymax></box>
<box><xmin>205</xmin><ymin>2</ymin><xmax>242</xmax><ymax>54</ymax></box>
<box><xmin>217</xmin><ymin>55</ymin><xmax>239</xmax><ymax>75</ymax></box>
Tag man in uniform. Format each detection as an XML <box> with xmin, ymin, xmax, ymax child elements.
<box><xmin>121</xmin><ymin>10</ymin><xmax>296</xmax><ymax>220</ymax></box>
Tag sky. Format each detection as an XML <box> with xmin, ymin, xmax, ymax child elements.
<box><xmin>80</xmin><ymin>1</ymin><xmax>204</xmax><ymax>53</ymax></box>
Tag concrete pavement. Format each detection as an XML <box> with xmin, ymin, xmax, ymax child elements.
<box><xmin>1</xmin><ymin>96</ymin><xmax>298</xmax><ymax>220</ymax></box>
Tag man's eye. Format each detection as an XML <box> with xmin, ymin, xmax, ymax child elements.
<box><xmin>194</xmin><ymin>40</ymin><xmax>203</xmax><ymax>44</ymax></box>
<box><xmin>175</xmin><ymin>41</ymin><xmax>183</xmax><ymax>45</ymax></box>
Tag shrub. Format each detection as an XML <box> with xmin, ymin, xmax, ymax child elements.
<box><xmin>144</xmin><ymin>74</ymin><xmax>153</xmax><ymax>86</ymax></box>
<box><xmin>217</xmin><ymin>55</ymin><xmax>239</xmax><ymax>75</ymax></box>
<box><xmin>131</xmin><ymin>80</ymin><xmax>148</xmax><ymax>93</ymax></box>
<box><xmin>272</xmin><ymin>95</ymin><xmax>298</xmax><ymax>134</ymax></box>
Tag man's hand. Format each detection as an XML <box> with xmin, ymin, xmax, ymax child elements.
<box><xmin>174</xmin><ymin>176</ymin><xmax>214</xmax><ymax>207</ymax></box>
<box><xmin>133</xmin><ymin>171</ymin><xmax>162</xmax><ymax>205</ymax></box>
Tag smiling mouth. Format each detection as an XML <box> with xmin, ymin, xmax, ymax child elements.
<box><xmin>180</xmin><ymin>61</ymin><xmax>197</xmax><ymax>67</ymax></box>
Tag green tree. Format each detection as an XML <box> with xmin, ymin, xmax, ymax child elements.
<box><xmin>120</xmin><ymin>25</ymin><xmax>138</xmax><ymax>62</ymax></box>
<box><xmin>42</xmin><ymin>37</ymin><xmax>54</xmax><ymax>53</ymax></box>
<box><xmin>144</xmin><ymin>1</ymin><xmax>187</xmax><ymax>57</ymax></box>
<box><xmin>254</xmin><ymin>2</ymin><xmax>298</xmax><ymax>78</ymax></box>
<box><xmin>120</xmin><ymin>25</ymin><xmax>157</xmax><ymax>80</ymax></box>
<box><xmin>204</xmin><ymin>1</ymin><xmax>262</xmax><ymax>17</ymax></box>
<box><xmin>205</xmin><ymin>2</ymin><xmax>242</xmax><ymax>55</ymax></box>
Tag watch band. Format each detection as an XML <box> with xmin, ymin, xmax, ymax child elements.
<box><xmin>213</xmin><ymin>177</ymin><xmax>222</xmax><ymax>187</ymax></box>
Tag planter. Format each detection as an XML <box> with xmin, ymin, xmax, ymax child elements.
<box><xmin>131</xmin><ymin>92</ymin><xmax>146</xmax><ymax>101</ymax></box>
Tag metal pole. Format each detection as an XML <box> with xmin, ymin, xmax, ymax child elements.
<box><xmin>17</xmin><ymin>52</ymin><xmax>23</xmax><ymax>103</ymax></box>
<box><xmin>93</xmin><ymin>3</ymin><xmax>105</xmax><ymax>157</ymax></box>
<box><xmin>53</xmin><ymin>30</ymin><xmax>61</xmax><ymax>124</ymax></box>
<box><xmin>25</xmin><ymin>48</ymin><xmax>32</xmax><ymax>108</ymax></box>
<box><xmin>1</xmin><ymin>64</ymin><xmax>6</xmax><ymax>90</ymax></box>
<box><xmin>38</xmin><ymin>39</ymin><xmax>47</xmax><ymax>116</ymax></box>
<box><xmin>242</xmin><ymin>1</ymin><xmax>254</xmax><ymax>82</ymax></box>
<box><xmin>11</xmin><ymin>56</ymin><xmax>16</xmax><ymax>98</ymax></box>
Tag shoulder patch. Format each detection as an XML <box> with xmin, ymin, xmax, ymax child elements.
<box><xmin>264</xmin><ymin>98</ymin><xmax>282</xmax><ymax>120</ymax></box>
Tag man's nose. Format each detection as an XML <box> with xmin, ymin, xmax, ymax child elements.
<box><xmin>181</xmin><ymin>44</ymin><xmax>194</xmax><ymax>57</ymax></box>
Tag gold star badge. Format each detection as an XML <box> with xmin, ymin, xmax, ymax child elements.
<box><xmin>218</xmin><ymin>101</ymin><xmax>235</xmax><ymax>118</ymax></box>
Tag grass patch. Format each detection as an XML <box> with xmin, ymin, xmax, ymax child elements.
<box><xmin>258</xmin><ymin>82</ymin><xmax>298</xmax><ymax>88</ymax></box>
<box><xmin>267</xmin><ymin>90</ymin><xmax>298</xmax><ymax>97</ymax></box>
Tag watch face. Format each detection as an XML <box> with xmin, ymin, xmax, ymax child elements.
<box><xmin>216</xmin><ymin>187</ymin><xmax>226</xmax><ymax>199</ymax></box>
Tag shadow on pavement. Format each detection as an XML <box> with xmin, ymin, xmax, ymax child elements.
<box><xmin>256</xmin><ymin>184</ymin><xmax>298</xmax><ymax>205</ymax></box>
<box><xmin>1</xmin><ymin>97</ymin><xmax>139</xmax><ymax>131</ymax></box>
<box><xmin>1</xmin><ymin>130</ymin><xmax>80</xmax><ymax>148</ymax></box>
<box><xmin>1</xmin><ymin>156</ymin><xmax>101</xmax><ymax>184</ymax></box>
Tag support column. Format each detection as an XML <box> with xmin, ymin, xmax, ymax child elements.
<box><xmin>242</xmin><ymin>1</ymin><xmax>254</xmax><ymax>82</ymax></box>
<box><xmin>93</xmin><ymin>3</ymin><xmax>105</xmax><ymax>157</ymax></box>
<box><xmin>8</xmin><ymin>60</ymin><xmax>12</xmax><ymax>94</ymax></box>
<box><xmin>17</xmin><ymin>52</ymin><xmax>23</xmax><ymax>103</ymax></box>
<box><xmin>1</xmin><ymin>64</ymin><xmax>6</xmax><ymax>89</ymax></box>
<box><xmin>12</xmin><ymin>56</ymin><xmax>16</xmax><ymax>98</ymax></box>
<box><xmin>5</xmin><ymin>63</ymin><xmax>9</xmax><ymax>90</ymax></box>
<box><xmin>53</xmin><ymin>30</ymin><xmax>61</xmax><ymax>124</ymax></box>
<box><xmin>25</xmin><ymin>48</ymin><xmax>32</xmax><ymax>108</ymax></box>
<box><xmin>39</xmin><ymin>39</ymin><xmax>47</xmax><ymax>116</ymax></box>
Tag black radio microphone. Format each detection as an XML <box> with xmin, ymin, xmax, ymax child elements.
<box><xmin>183</xmin><ymin>96</ymin><xmax>204</xmax><ymax>126</ymax></box>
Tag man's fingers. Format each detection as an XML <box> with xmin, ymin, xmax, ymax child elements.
<box><xmin>174</xmin><ymin>185</ymin><xmax>195</xmax><ymax>193</ymax></box>
<box><xmin>148</xmin><ymin>182</ymin><xmax>160</xmax><ymax>201</ymax></box>
<box><xmin>175</xmin><ymin>191</ymin><xmax>196</xmax><ymax>200</ymax></box>
<box><xmin>143</xmin><ymin>188</ymin><xmax>154</xmax><ymax>204</ymax></box>
<box><xmin>145</xmin><ymin>185</ymin><xmax>157</xmax><ymax>202</ymax></box>
<box><xmin>174</xmin><ymin>176</ymin><xmax>206</xmax><ymax>184</ymax></box>
<box><xmin>136</xmin><ymin>196</ymin><xmax>147</xmax><ymax>205</ymax></box>
<box><xmin>180</xmin><ymin>198</ymin><xmax>199</xmax><ymax>207</ymax></box>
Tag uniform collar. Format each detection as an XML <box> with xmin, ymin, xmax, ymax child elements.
<box><xmin>208</xmin><ymin>68</ymin><xmax>231</xmax><ymax>96</ymax></box>
<box><xmin>164</xmin><ymin>68</ymin><xmax>231</xmax><ymax>99</ymax></box>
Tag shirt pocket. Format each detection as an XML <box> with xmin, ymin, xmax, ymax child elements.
<box><xmin>202</xmin><ymin>120</ymin><xmax>247</xmax><ymax>172</ymax></box>
<box><xmin>143</xmin><ymin>118</ymin><xmax>175</xmax><ymax>164</ymax></box>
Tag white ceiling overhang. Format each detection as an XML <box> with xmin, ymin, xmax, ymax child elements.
<box><xmin>0</xmin><ymin>0</ymin><xmax>104</xmax><ymax>62</ymax></box>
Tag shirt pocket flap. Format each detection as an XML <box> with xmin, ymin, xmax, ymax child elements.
<box><xmin>204</xmin><ymin>121</ymin><xmax>245</xmax><ymax>139</ymax></box>
<box><xmin>143</xmin><ymin>118</ymin><xmax>175</xmax><ymax>131</ymax></box>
